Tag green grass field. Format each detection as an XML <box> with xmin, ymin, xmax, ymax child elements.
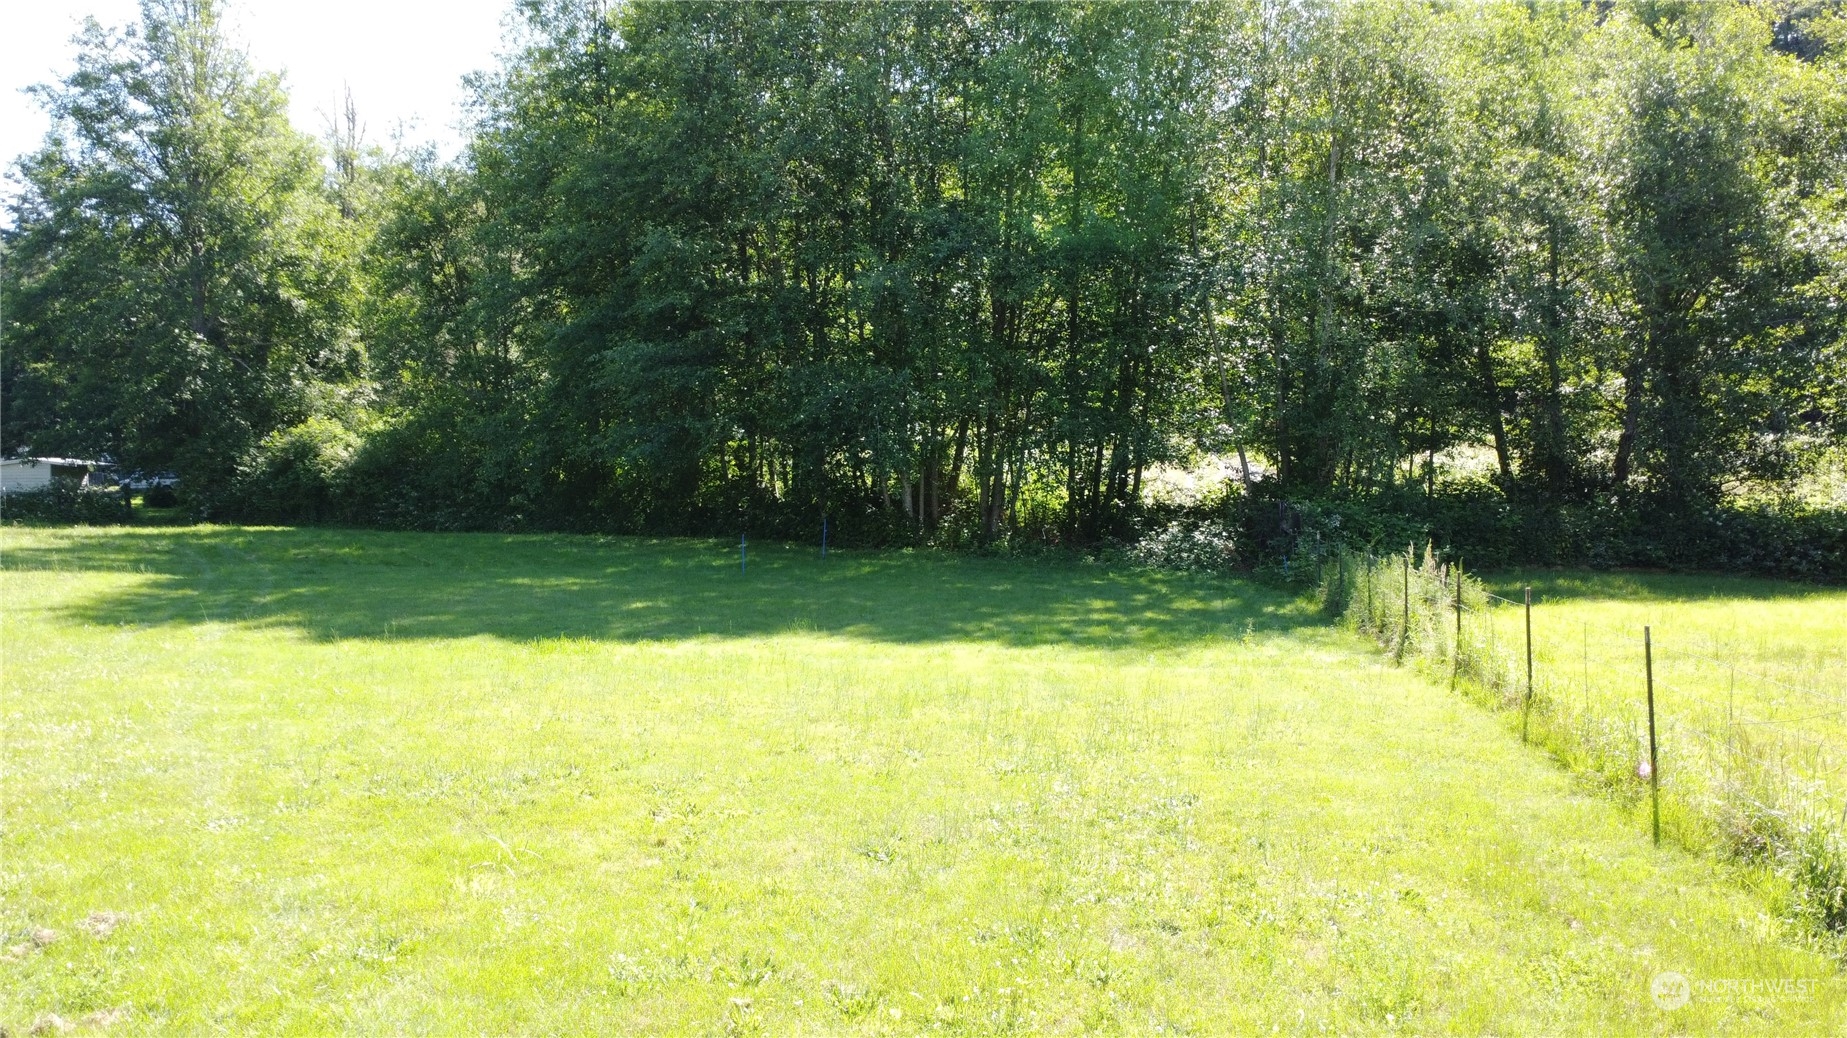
<box><xmin>1481</xmin><ymin>570</ymin><xmax>1846</xmax><ymax>719</ymax></box>
<box><xmin>3</xmin><ymin>526</ymin><xmax>1844</xmax><ymax>1033</ymax></box>
<box><xmin>1473</xmin><ymin>571</ymin><xmax>1847</xmax><ymax>805</ymax></box>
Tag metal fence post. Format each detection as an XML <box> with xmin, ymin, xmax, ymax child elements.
<box><xmin>1521</xmin><ymin>586</ymin><xmax>1534</xmax><ymax>743</ymax></box>
<box><xmin>1646</xmin><ymin>625</ymin><xmax>1659</xmax><ymax>847</ymax></box>
<box><xmin>1366</xmin><ymin>554</ymin><xmax>1375</xmax><ymax>630</ymax></box>
<box><xmin>1727</xmin><ymin>662</ymin><xmax>1735</xmax><ymax>743</ymax></box>
<box><xmin>1400</xmin><ymin>548</ymin><xmax>1411</xmax><ymax>652</ymax></box>
<box><xmin>1452</xmin><ymin>560</ymin><xmax>1463</xmax><ymax>687</ymax></box>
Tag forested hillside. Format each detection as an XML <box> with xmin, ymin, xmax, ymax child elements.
<box><xmin>5</xmin><ymin>0</ymin><xmax>1845</xmax><ymax>572</ymax></box>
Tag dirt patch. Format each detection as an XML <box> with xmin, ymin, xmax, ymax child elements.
<box><xmin>17</xmin><ymin>1008</ymin><xmax>123</xmax><ymax>1036</ymax></box>
<box><xmin>4</xmin><ymin>928</ymin><xmax>58</xmax><ymax>961</ymax></box>
<box><xmin>80</xmin><ymin>913</ymin><xmax>125</xmax><ymax>940</ymax></box>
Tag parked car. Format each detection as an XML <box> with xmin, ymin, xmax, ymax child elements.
<box><xmin>119</xmin><ymin>471</ymin><xmax>179</xmax><ymax>491</ymax></box>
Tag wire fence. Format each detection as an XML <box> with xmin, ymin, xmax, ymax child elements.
<box><xmin>1321</xmin><ymin>546</ymin><xmax>1847</xmax><ymax>936</ymax></box>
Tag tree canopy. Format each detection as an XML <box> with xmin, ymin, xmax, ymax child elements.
<box><xmin>5</xmin><ymin>0</ymin><xmax>1845</xmax><ymax>563</ymax></box>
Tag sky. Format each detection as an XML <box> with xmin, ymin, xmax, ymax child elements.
<box><xmin>1</xmin><ymin>0</ymin><xmax>513</xmax><ymax>172</ymax></box>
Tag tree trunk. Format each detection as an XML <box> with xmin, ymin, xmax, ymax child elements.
<box><xmin>1476</xmin><ymin>334</ymin><xmax>1513</xmax><ymax>486</ymax></box>
<box><xmin>947</xmin><ymin>415</ymin><xmax>970</xmax><ymax>512</ymax></box>
<box><xmin>1536</xmin><ymin>221</ymin><xmax>1570</xmax><ymax>493</ymax></box>
<box><xmin>1612</xmin><ymin>361</ymin><xmax>1643</xmax><ymax>490</ymax></box>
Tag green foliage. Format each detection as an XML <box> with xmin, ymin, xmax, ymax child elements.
<box><xmin>359</xmin><ymin>0</ymin><xmax>1242</xmax><ymax>543</ymax></box>
<box><xmin>0</xmin><ymin>482</ymin><xmax>130</xmax><ymax>526</ymax></box>
<box><xmin>336</xmin><ymin>407</ymin><xmax>536</xmax><ymax>532</ymax></box>
<box><xmin>1219</xmin><ymin>480</ymin><xmax>1845</xmax><ymax>583</ymax></box>
<box><xmin>0</xmin><ymin>0</ymin><xmax>359</xmax><ymax>501</ymax></box>
<box><xmin>225</xmin><ymin>417</ymin><xmax>360</xmax><ymax>524</ymax></box>
<box><xmin>1126</xmin><ymin>518</ymin><xmax>1241</xmax><ymax>575</ymax></box>
<box><xmin>3</xmin><ymin>0</ymin><xmax>1844</xmax><ymax>565</ymax></box>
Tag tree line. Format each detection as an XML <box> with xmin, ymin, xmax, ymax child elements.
<box><xmin>5</xmin><ymin>0</ymin><xmax>1845</xmax><ymax>560</ymax></box>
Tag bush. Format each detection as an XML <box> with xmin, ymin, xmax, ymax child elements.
<box><xmin>224</xmin><ymin>417</ymin><xmax>359</xmax><ymax>523</ymax></box>
<box><xmin>1129</xmin><ymin>518</ymin><xmax>1240</xmax><ymax>574</ymax></box>
<box><xmin>1220</xmin><ymin>490</ymin><xmax>1434</xmax><ymax>583</ymax></box>
<box><xmin>338</xmin><ymin>410</ymin><xmax>531</xmax><ymax>532</ymax></box>
<box><xmin>1208</xmin><ymin>482</ymin><xmax>1847</xmax><ymax>584</ymax></box>
<box><xmin>1</xmin><ymin>481</ymin><xmax>132</xmax><ymax>525</ymax></box>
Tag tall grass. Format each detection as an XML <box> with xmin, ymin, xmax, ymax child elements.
<box><xmin>1324</xmin><ymin>550</ymin><xmax>1847</xmax><ymax>942</ymax></box>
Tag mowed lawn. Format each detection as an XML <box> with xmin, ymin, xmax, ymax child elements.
<box><xmin>2</xmin><ymin>527</ymin><xmax>1842</xmax><ymax>1034</ymax></box>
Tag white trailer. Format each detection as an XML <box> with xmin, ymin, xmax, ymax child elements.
<box><xmin>0</xmin><ymin>457</ymin><xmax>104</xmax><ymax>493</ymax></box>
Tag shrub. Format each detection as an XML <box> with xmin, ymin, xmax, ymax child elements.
<box><xmin>225</xmin><ymin>417</ymin><xmax>359</xmax><ymax>523</ymax></box>
<box><xmin>339</xmin><ymin>411</ymin><xmax>528</xmax><ymax>531</ymax></box>
<box><xmin>1</xmin><ymin>481</ymin><xmax>132</xmax><ymax>525</ymax></box>
<box><xmin>1129</xmin><ymin>518</ymin><xmax>1240</xmax><ymax>574</ymax></box>
<box><xmin>1209</xmin><ymin>483</ymin><xmax>1846</xmax><ymax>584</ymax></box>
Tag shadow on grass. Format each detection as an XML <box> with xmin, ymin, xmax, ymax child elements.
<box><xmin>1480</xmin><ymin>568</ymin><xmax>1844</xmax><ymax>606</ymax></box>
<box><xmin>2</xmin><ymin>526</ymin><xmax>1314</xmax><ymax>649</ymax></box>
